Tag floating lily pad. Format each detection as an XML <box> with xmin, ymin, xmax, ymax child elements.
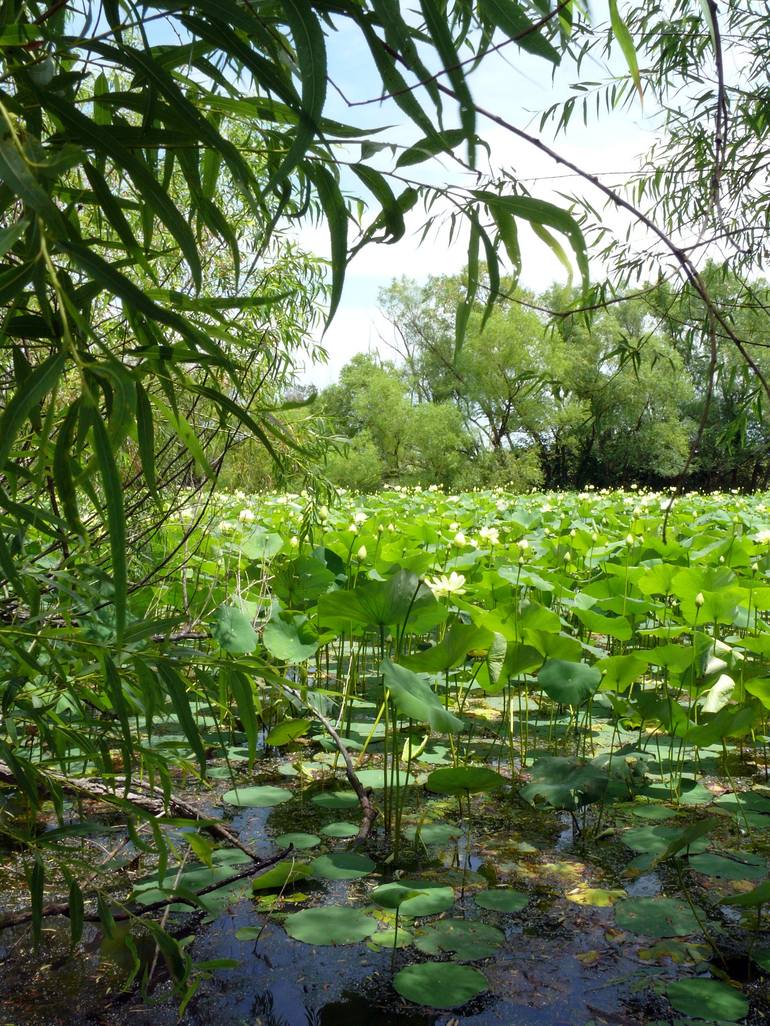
<box><xmin>222</xmin><ymin>785</ymin><xmax>292</xmax><ymax>807</ymax></box>
<box><xmin>629</xmin><ymin>803</ymin><xmax>677</xmax><ymax>821</ymax></box>
<box><xmin>369</xmin><ymin>927</ymin><xmax>412</xmax><ymax>949</ymax></box>
<box><xmin>614</xmin><ymin>897</ymin><xmax>701</xmax><ymax>937</ymax></box>
<box><xmin>474</xmin><ymin>888</ymin><xmax>530</xmax><ymax>913</ymax></box>
<box><xmin>235</xmin><ymin>926</ymin><xmax>262</xmax><ymax>941</ymax></box>
<box><xmin>208</xmin><ymin>766</ymin><xmax>241</xmax><ymax>779</ymax></box>
<box><xmin>354</xmin><ymin>768</ymin><xmax>391</xmax><ymax>789</ymax></box>
<box><xmin>251</xmin><ymin>861</ymin><xmax>311</xmax><ymax>891</ymax></box>
<box><xmin>284</xmin><ymin>906</ymin><xmax>377</xmax><ymax>945</ymax></box>
<box><xmin>274</xmin><ymin>832</ymin><xmax>321</xmax><ymax>850</ymax></box>
<box><xmin>311</xmin><ymin>790</ymin><xmax>359</xmax><ymax>810</ymax></box>
<box><xmin>425</xmin><ymin>766</ymin><xmax>506</xmax><ymax>795</ymax></box>
<box><xmin>371</xmin><ymin>881</ymin><xmax>433</xmax><ymax>910</ymax></box>
<box><xmin>402</xmin><ymin>822</ymin><xmax>463</xmax><ymax>845</ymax></box>
<box><xmin>689</xmin><ymin>851</ymin><xmax>767</xmax><ymax>881</ymax></box>
<box><xmin>320</xmin><ymin>821</ymin><xmax>359</xmax><ymax>838</ymax></box>
<box><xmin>394</xmin><ymin>962</ymin><xmax>488</xmax><ymax>1008</ymax></box>
<box><xmin>622</xmin><ymin>825</ymin><xmax>710</xmax><ymax>856</ymax></box>
<box><xmin>566</xmin><ymin>884</ymin><xmax>626</xmax><ymax>907</ymax></box>
<box><xmin>310</xmin><ymin>852</ymin><xmax>375</xmax><ymax>880</ymax></box>
<box><xmin>371</xmin><ymin>879</ymin><xmax>455</xmax><ymax>918</ymax></box>
<box><xmin>666</xmin><ymin>978</ymin><xmax>749</xmax><ymax>1021</ymax></box>
<box><xmin>414</xmin><ymin>918</ymin><xmax>504</xmax><ymax>960</ymax></box>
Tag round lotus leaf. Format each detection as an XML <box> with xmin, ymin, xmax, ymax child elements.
<box><xmin>393</xmin><ymin>962</ymin><xmax>488</xmax><ymax>1008</ymax></box>
<box><xmin>688</xmin><ymin>851</ymin><xmax>767</xmax><ymax>881</ymax></box>
<box><xmin>371</xmin><ymin>881</ymin><xmax>435</xmax><ymax>910</ymax></box>
<box><xmin>278</xmin><ymin>761</ymin><xmax>323</xmax><ymax>778</ymax></box>
<box><xmin>208</xmin><ymin>766</ymin><xmax>241</xmax><ymax>779</ymax></box>
<box><xmin>284</xmin><ymin>906</ymin><xmax>377</xmax><ymax>946</ymax></box>
<box><xmin>538</xmin><ymin>659</ymin><xmax>601</xmax><ymax>706</ymax></box>
<box><xmin>310</xmin><ymin>852</ymin><xmax>375</xmax><ymax>881</ymax></box>
<box><xmin>274</xmin><ymin>832</ymin><xmax>321</xmax><ymax>850</ymax></box>
<box><xmin>320</xmin><ymin>821</ymin><xmax>359</xmax><ymax>838</ymax></box>
<box><xmin>311</xmin><ymin>789</ymin><xmax>359</xmax><ymax>810</ymax></box>
<box><xmin>252</xmin><ymin>861</ymin><xmax>311</xmax><ymax>891</ymax></box>
<box><xmin>369</xmin><ymin>927</ymin><xmax>413</xmax><ymax>949</ymax></box>
<box><xmin>622</xmin><ymin>825</ymin><xmax>709</xmax><ymax>856</ymax></box>
<box><xmin>474</xmin><ymin>888</ymin><xmax>530</xmax><ymax>913</ymax></box>
<box><xmin>402</xmin><ymin>821</ymin><xmax>463</xmax><ymax>845</ymax></box>
<box><xmin>414</xmin><ymin>918</ymin><xmax>505</xmax><ymax>960</ymax></box>
<box><xmin>629</xmin><ymin>804</ymin><xmax>676</xmax><ymax>821</ymax></box>
<box><xmin>425</xmin><ymin>765</ymin><xmax>507</xmax><ymax>796</ymax></box>
<box><xmin>566</xmin><ymin>884</ymin><xmax>626</xmax><ymax>907</ymax></box>
<box><xmin>354</xmin><ymin>768</ymin><xmax>389</xmax><ymax>789</ymax></box>
<box><xmin>666</xmin><ymin>978</ymin><xmax>748</xmax><ymax>1021</ymax></box>
<box><xmin>614</xmin><ymin>897</ymin><xmax>701</xmax><ymax>937</ymax></box>
<box><xmin>373</xmin><ymin>878</ymin><xmax>455</xmax><ymax>918</ymax></box>
<box><xmin>222</xmin><ymin>785</ymin><xmax>292</xmax><ymax>808</ymax></box>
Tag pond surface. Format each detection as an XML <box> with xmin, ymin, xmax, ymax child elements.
<box><xmin>2</xmin><ymin>713</ymin><xmax>770</xmax><ymax>1026</ymax></box>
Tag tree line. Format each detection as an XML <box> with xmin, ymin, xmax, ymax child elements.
<box><xmin>313</xmin><ymin>266</ymin><xmax>770</xmax><ymax>493</ymax></box>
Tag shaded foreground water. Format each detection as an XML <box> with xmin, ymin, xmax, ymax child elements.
<box><xmin>2</xmin><ymin>705</ymin><xmax>770</xmax><ymax>1026</ymax></box>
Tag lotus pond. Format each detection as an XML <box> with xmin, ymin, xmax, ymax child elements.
<box><xmin>4</xmin><ymin>486</ymin><xmax>770</xmax><ymax>1025</ymax></box>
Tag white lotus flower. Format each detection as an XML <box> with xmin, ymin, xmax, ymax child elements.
<box><xmin>453</xmin><ymin>531</ymin><xmax>467</xmax><ymax>546</ymax></box>
<box><xmin>755</xmin><ymin>528</ymin><xmax>770</xmax><ymax>544</ymax></box>
<box><xmin>239</xmin><ymin>508</ymin><xmax>255</xmax><ymax>523</ymax></box>
<box><xmin>426</xmin><ymin>571</ymin><xmax>466</xmax><ymax>598</ymax></box>
<box><xmin>479</xmin><ymin>526</ymin><xmax>500</xmax><ymax>545</ymax></box>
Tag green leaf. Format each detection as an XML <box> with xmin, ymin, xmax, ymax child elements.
<box><xmin>477</xmin><ymin>191</ymin><xmax>589</xmax><ymax>290</ymax></box>
<box><xmin>310</xmin><ymin>852</ymin><xmax>375</xmax><ymax>880</ymax></box>
<box><xmin>222</xmin><ymin>785</ymin><xmax>292</xmax><ymax>807</ymax></box>
<box><xmin>265</xmin><ymin>718</ymin><xmax>313</xmax><ymax>746</ymax></box>
<box><xmin>224</xmin><ymin>668</ymin><xmax>259</xmax><ymax>763</ymax></box>
<box><xmin>381</xmin><ymin>659</ymin><xmax>465</xmax><ymax>734</ymax></box>
<box><xmin>211</xmin><ymin>605</ymin><xmax>258</xmax><ymax>654</ymax></box>
<box><xmin>284</xmin><ymin>906</ymin><xmax>377</xmax><ymax>946</ymax></box>
<box><xmin>0</xmin><ymin>352</ymin><xmax>65</xmax><ymax>473</ymax></box>
<box><xmin>420</xmin><ymin>0</ymin><xmax>476</xmax><ymax>163</ymax></box>
<box><xmin>609</xmin><ymin>0</ymin><xmax>643</xmax><ymax>103</ymax></box>
<box><xmin>425</xmin><ymin>765</ymin><xmax>507</xmax><ymax>795</ymax></box>
<box><xmin>614</xmin><ymin>897</ymin><xmax>701</xmax><ymax>938</ymax></box>
<box><xmin>396</xmin><ymin>128</ymin><xmax>468</xmax><ymax>168</ymax></box>
<box><xmin>90</xmin><ymin>410</ymin><xmax>127</xmax><ymax>638</ymax></box>
<box><xmin>479</xmin><ymin>0</ymin><xmax>561</xmax><ymax>63</ymax></box>
<box><xmin>276</xmin><ymin>0</ymin><xmax>327</xmax><ymax>182</ymax></box>
<box><xmin>393</xmin><ymin>962</ymin><xmax>488</xmax><ymax>1009</ymax></box>
<box><xmin>414</xmin><ymin>918</ymin><xmax>504</xmax><ymax>960</ymax></box>
<box><xmin>538</xmin><ymin>659</ymin><xmax>601</xmax><ymax>705</ymax></box>
<box><xmin>262</xmin><ymin>617</ymin><xmax>318</xmax><ymax>662</ymax></box>
<box><xmin>155</xmin><ymin>661</ymin><xmax>207</xmax><ymax>773</ymax></box>
<box><xmin>305</xmin><ymin>162</ymin><xmax>347</xmax><ymax>324</ymax></box>
<box><xmin>666</xmin><ymin>979</ymin><xmax>748</xmax><ymax>1022</ymax></box>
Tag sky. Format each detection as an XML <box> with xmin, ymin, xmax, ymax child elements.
<box><xmin>296</xmin><ymin>5</ymin><xmax>660</xmax><ymax>387</ymax></box>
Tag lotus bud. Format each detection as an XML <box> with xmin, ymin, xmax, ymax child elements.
<box><xmin>290</xmin><ymin>536</ymin><xmax>299</xmax><ymax>547</ymax></box>
<box><xmin>695</xmin><ymin>592</ymin><xmax>705</xmax><ymax>608</ymax></box>
<box><xmin>318</xmin><ymin>505</ymin><xmax>329</xmax><ymax>520</ymax></box>
<box><xmin>752</xmin><ymin>562</ymin><xmax>759</xmax><ymax>572</ymax></box>
<box><xmin>626</xmin><ymin>534</ymin><xmax>634</xmax><ymax>545</ymax></box>
<box><xmin>454</xmin><ymin>532</ymin><xmax>466</xmax><ymax>546</ymax></box>
<box><xmin>357</xmin><ymin>545</ymin><xmax>367</xmax><ymax>561</ymax></box>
